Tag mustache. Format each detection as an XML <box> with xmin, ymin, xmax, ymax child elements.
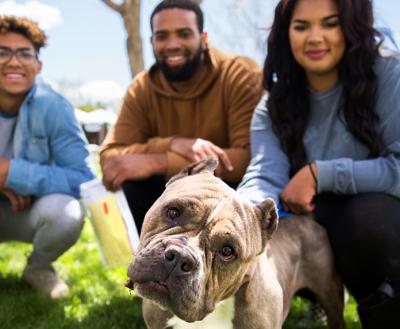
<box><xmin>159</xmin><ymin>48</ymin><xmax>190</xmax><ymax>59</ymax></box>
<box><xmin>154</xmin><ymin>44</ymin><xmax>204</xmax><ymax>82</ymax></box>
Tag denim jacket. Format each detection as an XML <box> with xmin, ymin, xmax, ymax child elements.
<box><xmin>4</xmin><ymin>80</ymin><xmax>95</xmax><ymax>198</ymax></box>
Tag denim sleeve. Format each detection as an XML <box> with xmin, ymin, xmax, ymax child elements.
<box><xmin>6</xmin><ymin>99</ymin><xmax>95</xmax><ymax>198</ymax></box>
<box><xmin>237</xmin><ymin>95</ymin><xmax>290</xmax><ymax>205</ymax></box>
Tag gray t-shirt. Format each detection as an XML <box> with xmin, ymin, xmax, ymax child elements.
<box><xmin>0</xmin><ymin>113</ymin><xmax>17</xmax><ymax>201</ymax></box>
<box><xmin>0</xmin><ymin>114</ymin><xmax>17</xmax><ymax>159</ymax></box>
<box><xmin>238</xmin><ymin>53</ymin><xmax>400</xmax><ymax>204</ymax></box>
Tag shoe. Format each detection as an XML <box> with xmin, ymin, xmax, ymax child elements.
<box><xmin>358</xmin><ymin>280</ymin><xmax>400</xmax><ymax>329</ymax></box>
<box><xmin>22</xmin><ymin>265</ymin><xmax>69</xmax><ymax>299</ymax></box>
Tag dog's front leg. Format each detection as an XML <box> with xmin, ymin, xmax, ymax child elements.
<box><xmin>142</xmin><ymin>298</ymin><xmax>174</xmax><ymax>329</ymax></box>
<box><xmin>232</xmin><ymin>259</ymin><xmax>284</xmax><ymax>329</ymax></box>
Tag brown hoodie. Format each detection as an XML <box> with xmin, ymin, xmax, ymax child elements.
<box><xmin>100</xmin><ymin>46</ymin><xmax>263</xmax><ymax>182</ymax></box>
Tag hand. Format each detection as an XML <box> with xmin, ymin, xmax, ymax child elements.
<box><xmin>0</xmin><ymin>158</ymin><xmax>10</xmax><ymax>189</ymax></box>
<box><xmin>1</xmin><ymin>189</ymin><xmax>32</xmax><ymax>212</ymax></box>
<box><xmin>170</xmin><ymin>137</ymin><xmax>233</xmax><ymax>172</ymax></box>
<box><xmin>280</xmin><ymin>163</ymin><xmax>318</xmax><ymax>214</ymax></box>
<box><xmin>102</xmin><ymin>153</ymin><xmax>167</xmax><ymax>191</ymax></box>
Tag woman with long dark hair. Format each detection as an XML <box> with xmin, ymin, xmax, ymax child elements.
<box><xmin>238</xmin><ymin>0</ymin><xmax>400</xmax><ymax>326</ymax></box>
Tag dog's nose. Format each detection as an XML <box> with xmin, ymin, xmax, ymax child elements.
<box><xmin>164</xmin><ymin>247</ymin><xmax>196</xmax><ymax>277</ymax></box>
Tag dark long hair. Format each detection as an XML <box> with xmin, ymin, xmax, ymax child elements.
<box><xmin>264</xmin><ymin>0</ymin><xmax>384</xmax><ymax>176</ymax></box>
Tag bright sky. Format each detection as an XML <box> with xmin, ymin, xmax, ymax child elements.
<box><xmin>0</xmin><ymin>0</ymin><xmax>399</xmax><ymax>104</ymax></box>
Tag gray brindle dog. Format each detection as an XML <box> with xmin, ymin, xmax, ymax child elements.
<box><xmin>126</xmin><ymin>157</ymin><xmax>345</xmax><ymax>329</ymax></box>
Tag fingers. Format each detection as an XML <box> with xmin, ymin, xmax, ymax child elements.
<box><xmin>281</xmin><ymin>198</ymin><xmax>315</xmax><ymax>214</ymax></box>
<box><xmin>193</xmin><ymin>141</ymin><xmax>233</xmax><ymax>171</ymax></box>
<box><xmin>170</xmin><ymin>138</ymin><xmax>234</xmax><ymax>173</ymax></box>
<box><xmin>282</xmin><ymin>202</ymin><xmax>289</xmax><ymax>213</ymax></box>
<box><xmin>102</xmin><ymin>163</ymin><xmax>122</xmax><ymax>191</ymax></box>
<box><xmin>101</xmin><ymin>154</ymin><xmax>154</xmax><ymax>190</ymax></box>
<box><xmin>2</xmin><ymin>189</ymin><xmax>32</xmax><ymax>212</ymax></box>
<box><xmin>106</xmin><ymin>173</ymin><xmax>124</xmax><ymax>191</ymax></box>
<box><xmin>102</xmin><ymin>175</ymin><xmax>119</xmax><ymax>191</ymax></box>
<box><xmin>212</xmin><ymin>147</ymin><xmax>233</xmax><ymax>171</ymax></box>
<box><xmin>17</xmin><ymin>195</ymin><xmax>32</xmax><ymax>211</ymax></box>
<box><xmin>102</xmin><ymin>154</ymin><xmax>138</xmax><ymax>191</ymax></box>
<box><xmin>279</xmin><ymin>165</ymin><xmax>317</xmax><ymax>215</ymax></box>
<box><xmin>6</xmin><ymin>191</ymin><xmax>19</xmax><ymax>212</ymax></box>
<box><xmin>192</xmin><ymin>149</ymin><xmax>208</xmax><ymax>162</ymax></box>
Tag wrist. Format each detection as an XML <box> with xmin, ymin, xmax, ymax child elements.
<box><xmin>0</xmin><ymin>158</ymin><xmax>10</xmax><ymax>189</ymax></box>
<box><xmin>308</xmin><ymin>162</ymin><xmax>318</xmax><ymax>187</ymax></box>
<box><xmin>169</xmin><ymin>136</ymin><xmax>177</xmax><ymax>151</ymax></box>
<box><xmin>150</xmin><ymin>154</ymin><xmax>168</xmax><ymax>175</ymax></box>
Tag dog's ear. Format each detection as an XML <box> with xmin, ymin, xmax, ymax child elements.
<box><xmin>166</xmin><ymin>156</ymin><xmax>219</xmax><ymax>186</ymax></box>
<box><xmin>257</xmin><ymin>198</ymin><xmax>279</xmax><ymax>251</ymax></box>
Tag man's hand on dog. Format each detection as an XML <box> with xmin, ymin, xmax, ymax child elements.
<box><xmin>170</xmin><ymin>137</ymin><xmax>234</xmax><ymax>174</ymax></box>
<box><xmin>102</xmin><ymin>153</ymin><xmax>168</xmax><ymax>191</ymax></box>
<box><xmin>280</xmin><ymin>163</ymin><xmax>317</xmax><ymax>214</ymax></box>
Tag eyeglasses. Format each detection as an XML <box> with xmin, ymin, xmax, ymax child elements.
<box><xmin>0</xmin><ymin>47</ymin><xmax>37</xmax><ymax>65</ymax></box>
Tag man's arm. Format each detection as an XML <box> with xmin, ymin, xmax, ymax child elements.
<box><xmin>102</xmin><ymin>153</ymin><xmax>167</xmax><ymax>190</ymax></box>
<box><xmin>100</xmin><ymin>79</ymin><xmax>175</xmax><ymax>166</ymax></box>
<box><xmin>5</xmin><ymin>102</ymin><xmax>95</xmax><ymax>198</ymax></box>
<box><xmin>161</xmin><ymin>57</ymin><xmax>263</xmax><ymax>181</ymax></box>
<box><xmin>100</xmin><ymin>59</ymin><xmax>263</xmax><ymax>183</ymax></box>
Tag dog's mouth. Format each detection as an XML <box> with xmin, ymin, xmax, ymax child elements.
<box><xmin>126</xmin><ymin>278</ymin><xmax>170</xmax><ymax>297</ymax></box>
<box><xmin>126</xmin><ymin>274</ymin><xmax>211</xmax><ymax>323</ymax></box>
<box><xmin>125</xmin><ymin>279</ymin><xmax>134</xmax><ymax>290</ymax></box>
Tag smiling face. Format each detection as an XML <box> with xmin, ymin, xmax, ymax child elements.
<box><xmin>151</xmin><ymin>8</ymin><xmax>207</xmax><ymax>82</ymax></box>
<box><xmin>289</xmin><ymin>0</ymin><xmax>345</xmax><ymax>91</ymax></box>
<box><xmin>0</xmin><ymin>32</ymin><xmax>41</xmax><ymax>112</ymax></box>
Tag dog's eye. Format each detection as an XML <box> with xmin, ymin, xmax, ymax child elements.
<box><xmin>219</xmin><ymin>245</ymin><xmax>235</xmax><ymax>262</ymax></box>
<box><xmin>166</xmin><ymin>207</ymin><xmax>180</xmax><ymax>220</ymax></box>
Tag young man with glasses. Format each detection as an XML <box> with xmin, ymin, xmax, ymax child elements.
<box><xmin>0</xmin><ymin>16</ymin><xmax>95</xmax><ymax>299</ymax></box>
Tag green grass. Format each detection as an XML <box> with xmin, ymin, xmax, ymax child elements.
<box><xmin>0</xmin><ymin>221</ymin><xmax>361</xmax><ymax>329</ymax></box>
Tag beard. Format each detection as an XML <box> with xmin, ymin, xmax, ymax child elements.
<box><xmin>155</xmin><ymin>44</ymin><xmax>204</xmax><ymax>82</ymax></box>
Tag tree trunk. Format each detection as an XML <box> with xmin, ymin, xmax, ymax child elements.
<box><xmin>102</xmin><ymin>0</ymin><xmax>144</xmax><ymax>77</ymax></box>
<box><xmin>122</xmin><ymin>0</ymin><xmax>143</xmax><ymax>77</ymax></box>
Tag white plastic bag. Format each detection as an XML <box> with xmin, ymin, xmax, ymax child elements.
<box><xmin>80</xmin><ymin>178</ymin><xmax>140</xmax><ymax>266</ymax></box>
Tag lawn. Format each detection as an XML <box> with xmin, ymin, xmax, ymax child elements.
<box><xmin>0</xmin><ymin>220</ymin><xmax>361</xmax><ymax>329</ymax></box>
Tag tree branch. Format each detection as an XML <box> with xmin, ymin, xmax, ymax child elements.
<box><xmin>101</xmin><ymin>0</ymin><xmax>124</xmax><ymax>14</ymax></box>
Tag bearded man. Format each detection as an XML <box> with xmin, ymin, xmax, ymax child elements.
<box><xmin>100</xmin><ymin>0</ymin><xmax>263</xmax><ymax>233</ymax></box>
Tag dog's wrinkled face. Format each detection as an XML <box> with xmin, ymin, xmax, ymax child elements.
<box><xmin>127</xmin><ymin>158</ymin><xmax>278</xmax><ymax>322</ymax></box>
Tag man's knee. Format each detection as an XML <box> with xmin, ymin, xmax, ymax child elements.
<box><xmin>33</xmin><ymin>194</ymin><xmax>84</xmax><ymax>242</ymax></box>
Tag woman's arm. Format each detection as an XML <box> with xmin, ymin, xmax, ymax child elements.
<box><xmin>237</xmin><ymin>95</ymin><xmax>290</xmax><ymax>205</ymax></box>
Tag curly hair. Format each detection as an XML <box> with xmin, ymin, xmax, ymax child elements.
<box><xmin>264</xmin><ymin>0</ymin><xmax>384</xmax><ymax>176</ymax></box>
<box><xmin>0</xmin><ymin>15</ymin><xmax>47</xmax><ymax>53</ymax></box>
